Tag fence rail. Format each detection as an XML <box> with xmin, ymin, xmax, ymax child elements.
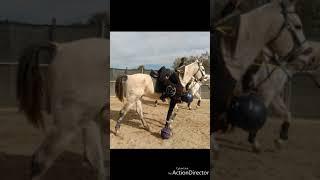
<box><xmin>1</xmin><ymin>64</ymin><xmax>319</xmax><ymax>118</ymax></box>
<box><xmin>109</xmin><ymin>68</ymin><xmax>211</xmax><ymax>99</ymax></box>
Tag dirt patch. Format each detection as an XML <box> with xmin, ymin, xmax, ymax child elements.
<box><xmin>110</xmin><ymin>97</ymin><xmax>210</xmax><ymax>149</ymax></box>
<box><xmin>212</xmin><ymin>118</ymin><xmax>320</xmax><ymax>180</ymax></box>
<box><xmin>0</xmin><ymin>109</ymin><xmax>104</xmax><ymax>180</ymax></box>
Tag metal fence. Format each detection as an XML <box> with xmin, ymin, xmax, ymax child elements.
<box><xmin>0</xmin><ymin>64</ymin><xmax>319</xmax><ymax>118</ymax></box>
<box><xmin>288</xmin><ymin>73</ymin><xmax>320</xmax><ymax>119</ymax></box>
<box><xmin>0</xmin><ymin>22</ymin><xmax>108</xmax><ymax>62</ymax></box>
<box><xmin>0</xmin><ymin>63</ymin><xmax>49</xmax><ymax>108</ymax></box>
<box><xmin>109</xmin><ymin>68</ymin><xmax>211</xmax><ymax>99</ymax></box>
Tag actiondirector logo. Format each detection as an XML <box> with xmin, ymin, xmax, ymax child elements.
<box><xmin>168</xmin><ymin>167</ymin><xmax>209</xmax><ymax>176</ymax></box>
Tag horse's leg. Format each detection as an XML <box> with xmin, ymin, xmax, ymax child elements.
<box><xmin>83</xmin><ymin>121</ymin><xmax>107</xmax><ymax>180</ymax></box>
<box><xmin>174</xmin><ymin>104</ymin><xmax>179</xmax><ymax>111</ymax></box>
<box><xmin>211</xmin><ymin>133</ymin><xmax>220</xmax><ymax>151</ymax></box>
<box><xmin>211</xmin><ymin>132</ymin><xmax>220</xmax><ymax>160</ymax></box>
<box><xmin>272</xmin><ymin>95</ymin><xmax>292</xmax><ymax>148</ymax></box>
<box><xmin>31</xmin><ymin>101</ymin><xmax>98</xmax><ymax>180</ymax></box>
<box><xmin>31</xmin><ymin>101</ymin><xmax>93</xmax><ymax>180</ymax></box>
<box><xmin>115</xmin><ymin>96</ymin><xmax>136</xmax><ymax>135</ymax></box>
<box><xmin>195</xmin><ymin>92</ymin><xmax>201</xmax><ymax>108</ymax></box>
<box><xmin>31</xmin><ymin>125</ymin><xmax>80</xmax><ymax>180</ymax></box>
<box><xmin>82</xmin><ymin>128</ymin><xmax>92</xmax><ymax>168</ymax></box>
<box><xmin>248</xmin><ymin>131</ymin><xmax>261</xmax><ymax>153</ymax></box>
<box><xmin>187</xmin><ymin>102</ymin><xmax>192</xmax><ymax>110</ymax></box>
<box><xmin>136</xmin><ymin>99</ymin><xmax>150</xmax><ymax>131</ymax></box>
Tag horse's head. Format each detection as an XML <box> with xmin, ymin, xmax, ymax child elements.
<box><xmin>203</xmin><ymin>74</ymin><xmax>210</xmax><ymax>82</ymax></box>
<box><xmin>193</xmin><ymin>59</ymin><xmax>207</xmax><ymax>82</ymax></box>
<box><xmin>267</xmin><ymin>0</ymin><xmax>317</xmax><ymax>71</ymax></box>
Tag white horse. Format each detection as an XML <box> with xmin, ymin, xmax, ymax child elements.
<box><xmin>213</xmin><ymin>0</ymin><xmax>315</xmax><ymax>153</ymax></box>
<box><xmin>186</xmin><ymin>74</ymin><xmax>210</xmax><ymax>109</ymax></box>
<box><xmin>155</xmin><ymin>73</ymin><xmax>210</xmax><ymax>110</ymax></box>
<box><xmin>250</xmin><ymin>42</ymin><xmax>320</xmax><ymax>148</ymax></box>
<box><xmin>114</xmin><ymin>60</ymin><xmax>206</xmax><ymax>135</ymax></box>
<box><xmin>173</xmin><ymin>74</ymin><xmax>210</xmax><ymax>110</ymax></box>
<box><xmin>17</xmin><ymin>38</ymin><xmax>109</xmax><ymax>180</ymax></box>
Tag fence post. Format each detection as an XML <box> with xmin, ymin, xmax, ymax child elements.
<box><xmin>100</xmin><ymin>19</ymin><xmax>106</xmax><ymax>38</ymax></box>
<box><xmin>49</xmin><ymin>18</ymin><xmax>56</xmax><ymax>41</ymax></box>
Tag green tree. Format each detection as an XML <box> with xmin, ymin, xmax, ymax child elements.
<box><xmin>172</xmin><ymin>52</ymin><xmax>210</xmax><ymax>73</ymax></box>
<box><xmin>137</xmin><ymin>65</ymin><xmax>145</xmax><ymax>70</ymax></box>
<box><xmin>87</xmin><ymin>12</ymin><xmax>108</xmax><ymax>26</ymax></box>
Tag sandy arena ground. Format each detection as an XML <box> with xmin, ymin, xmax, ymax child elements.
<box><xmin>0</xmin><ymin>108</ymin><xmax>108</xmax><ymax>180</ymax></box>
<box><xmin>110</xmin><ymin>96</ymin><xmax>210</xmax><ymax>149</ymax></box>
<box><xmin>211</xmin><ymin>117</ymin><xmax>320</xmax><ymax>180</ymax></box>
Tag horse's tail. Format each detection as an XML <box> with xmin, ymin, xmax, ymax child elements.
<box><xmin>16</xmin><ymin>42</ymin><xmax>57</xmax><ymax>129</ymax></box>
<box><xmin>115</xmin><ymin>75</ymin><xmax>128</xmax><ymax>102</ymax></box>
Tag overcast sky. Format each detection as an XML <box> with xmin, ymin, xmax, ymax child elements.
<box><xmin>111</xmin><ymin>32</ymin><xmax>210</xmax><ymax>69</ymax></box>
<box><xmin>0</xmin><ymin>0</ymin><xmax>108</xmax><ymax>24</ymax></box>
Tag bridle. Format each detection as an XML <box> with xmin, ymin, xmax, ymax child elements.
<box><xmin>193</xmin><ymin>60</ymin><xmax>207</xmax><ymax>82</ymax></box>
<box><xmin>251</xmin><ymin>1</ymin><xmax>312</xmax><ymax>90</ymax></box>
<box><xmin>267</xmin><ymin>2</ymin><xmax>309</xmax><ymax>65</ymax></box>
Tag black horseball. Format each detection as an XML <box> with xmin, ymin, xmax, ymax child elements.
<box><xmin>227</xmin><ymin>93</ymin><xmax>267</xmax><ymax>132</ymax></box>
<box><xmin>161</xmin><ymin>127</ymin><xmax>171</xmax><ymax>139</ymax></box>
<box><xmin>181</xmin><ymin>92</ymin><xmax>194</xmax><ymax>103</ymax></box>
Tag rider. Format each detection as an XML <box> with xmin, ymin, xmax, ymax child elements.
<box><xmin>175</xmin><ymin>57</ymin><xmax>187</xmax><ymax>72</ymax></box>
<box><xmin>175</xmin><ymin>57</ymin><xmax>194</xmax><ymax>91</ymax></box>
<box><xmin>157</xmin><ymin>66</ymin><xmax>184</xmax><ymax>103</ymax></box>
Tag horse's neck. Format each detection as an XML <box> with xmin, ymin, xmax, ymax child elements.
<box><xmin>179</xmin><ymin>63</ymin><xmax>198</xmax><ymax>87</ymax></box>
<box><xmin>255</xmin><ymin>63</ymin><xmax>289</xmax><ymax>91</ymax></box>
<box><xmin>222</xmin><ymin>3</ymin><xmax>280</xmax><ymax>81</ymax></box>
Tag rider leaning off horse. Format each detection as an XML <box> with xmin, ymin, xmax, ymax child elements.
<box><xmin>157</xmin><ymin>57</ymin><xmax>193</xmax><ymax>104</ymax></box>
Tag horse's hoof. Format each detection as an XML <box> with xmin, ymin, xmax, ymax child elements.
<box><xmin>274</xmin><ymin>139</ymin><xmax>285</xmax><ymax>149</ymax></box>
<box><xmin>115</xmin><ymin>127</ymin><xmax>120</xmax><ymax>136</ymax></box>
<box><xmin>145</xmin><ymin>125</ymin><xmax>151</xmax><ymax>131</ymax></box>
<box><xmin>31</xmin><ymin>155</ymin><xmax>44</xmax><ymax>180</ymax></box>
<box><xmin>252</xmin><ymin>146</ymin><xmax>261</xmax><ymax>153</ymax></box>
<box><xmin>82</xmin><ymin>158</ymin><xmax>93</xmax><ymax>169</ymax></box>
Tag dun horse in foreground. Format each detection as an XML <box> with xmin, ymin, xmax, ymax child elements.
<box><xmin>17</xmin><ymin>38</ymin><xmax>109</xmax><ymax>180</ymax></box>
